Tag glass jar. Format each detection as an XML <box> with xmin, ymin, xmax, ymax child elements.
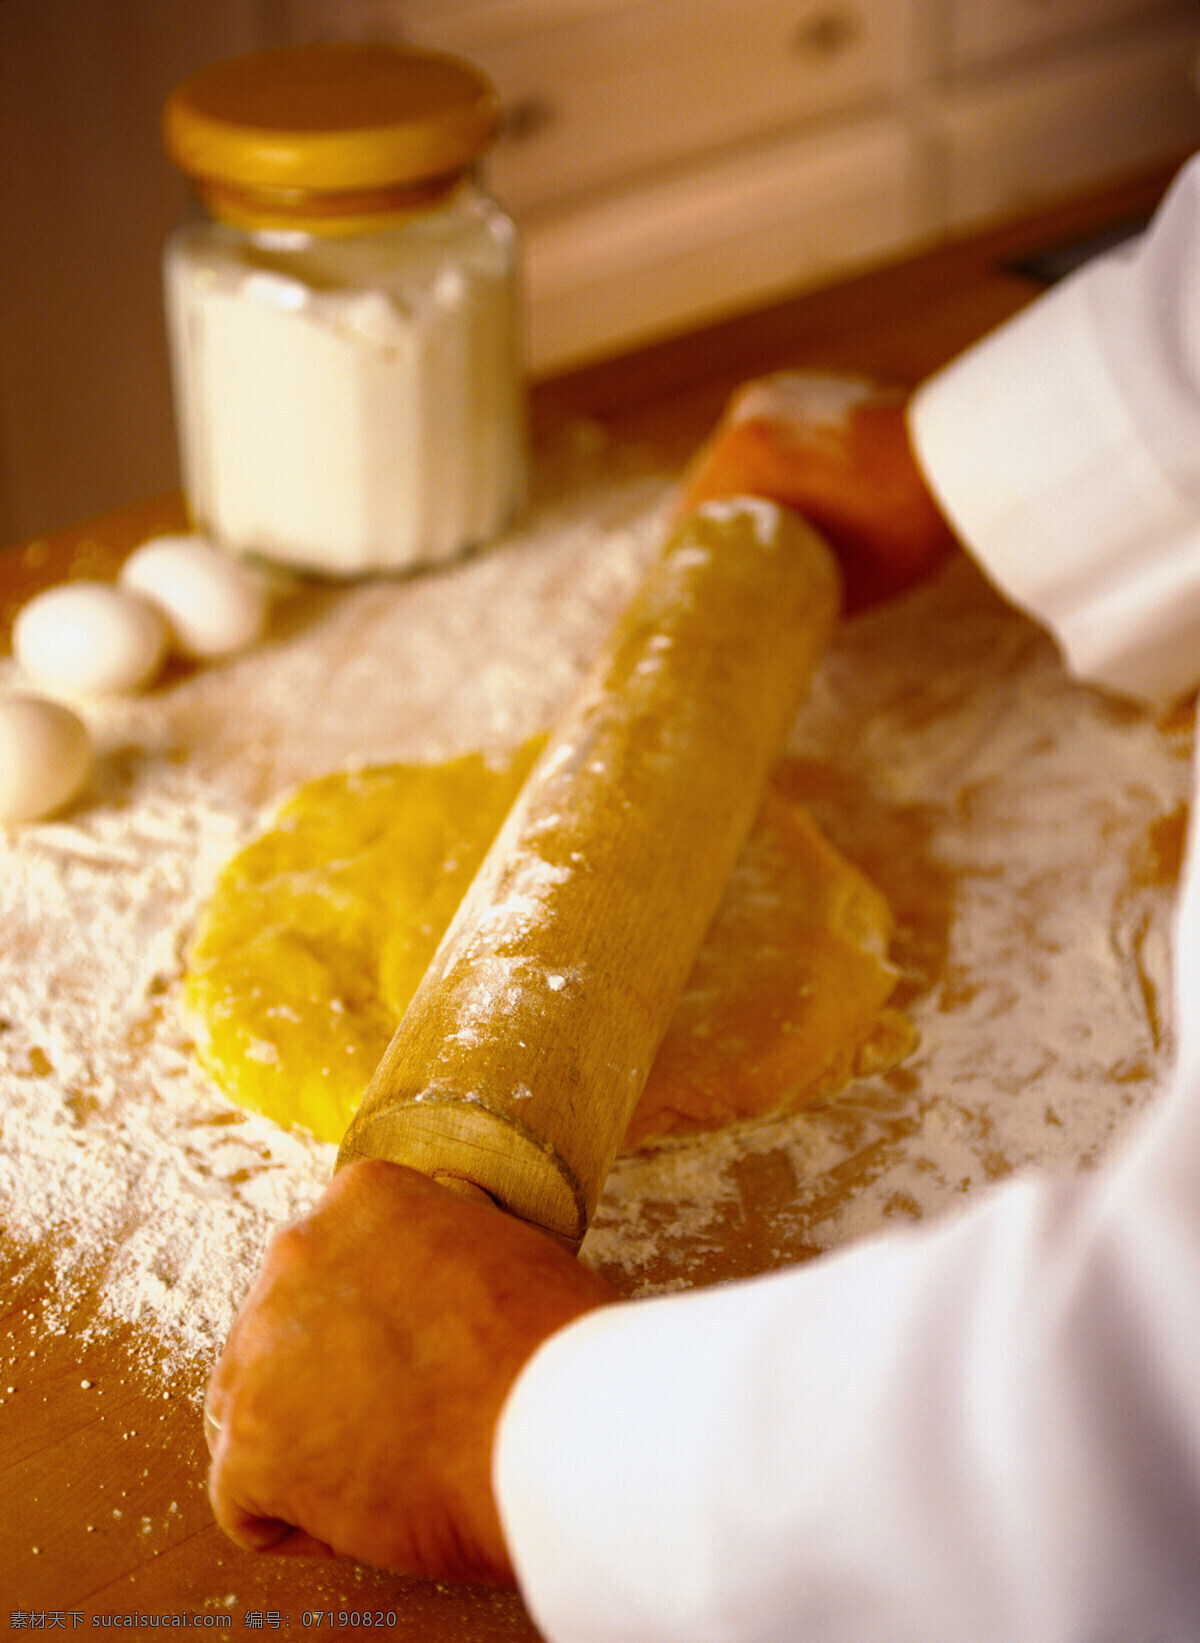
<box><xmin>162</xmin><ymin>44</ymin><xmax>526</xmax><ymax>577</ymax></box>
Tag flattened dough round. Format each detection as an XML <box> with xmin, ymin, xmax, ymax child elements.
<box><xmin>183</xmin><ymin>738</ymin><xmax>911</xmax><ymax>1150</ymax></box>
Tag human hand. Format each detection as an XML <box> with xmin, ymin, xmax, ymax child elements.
<box><xmin>204</xmin><ymin>1159</ymin><xmax>618</xmax><ymax>1584</ymax></box>
<box><xmin>676</xmin><ymin>372</ymin><xmax>958</xmax><ymax>612</ymax></box>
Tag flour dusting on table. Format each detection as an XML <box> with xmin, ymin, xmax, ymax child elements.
<box><xmin>0</xmin><ymin>449</ymin><xmax>1191</xmax><ymax>1383</ymax></box>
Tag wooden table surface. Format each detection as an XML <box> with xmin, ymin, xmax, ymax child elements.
<box><xmin>0</xmin><ymin>163</ymin><xmax>1182</xmax><ymax>1640</ymax></box>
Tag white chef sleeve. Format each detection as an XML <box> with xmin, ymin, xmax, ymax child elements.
<box><xmin>495</xmin><ymin>1035</ymin><xmax>1200</xmax><ymax>1643</ymax></box>
<box><xmin>909</xmin><ymin>155</ymin><xmax>1200</xmax><ymax>705</ymax></box>
<box><xmin>494</xmin><ymin>158</ymin><xmax>1200</xmax><ymax>1642</ymax></box>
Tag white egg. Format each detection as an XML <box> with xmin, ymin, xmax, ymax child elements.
<box><xmin>13</xmin><ymin>581</ymin><xmax>168</xmax><ymax>696</ymax></box>
<box><xmin>0</xmin><ymin>695</ymin><xmax>93</xmax><ymax>822</ymax></box>
<box><xmin>119</xmin><ymin>534</ymin><xmax>270</xmax><ymax>659</ymax></box>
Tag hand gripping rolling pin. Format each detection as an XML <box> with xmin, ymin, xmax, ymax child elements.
<box><xmin>337</xmin><ymin>498</ymin><xmax>840</xmax><ymax>1251</ymax></box>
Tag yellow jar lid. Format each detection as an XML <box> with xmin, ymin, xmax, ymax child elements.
<box><xmin>164</xmin><ymin>43</ymin><xmax>500</xmax><ymax>198</ymax></box>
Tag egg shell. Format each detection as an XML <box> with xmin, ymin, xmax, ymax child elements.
<box><xmin>13</xmin><ymin>581</ymin><xmax>168</xmax><ymax>696</ymax></box>
<box><xmin>119</xmin><ymin>534</ymin><xmax>270</xmax><ymax>659</ymax></box>
<box><xmin>0</xmin><ymin>695</ymin><xmax>93</xmax><ymax>822</ymax></box>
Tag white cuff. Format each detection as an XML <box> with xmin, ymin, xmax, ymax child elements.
<box><xmin>909</xmin><ymin>254</ymin><xmax>1200</xmax><ymax>705</ymax></box>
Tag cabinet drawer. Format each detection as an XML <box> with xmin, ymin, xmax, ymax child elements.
<box><xmin>935</xmin><ymin>21</ymin><xmax>1200</xmax><ymax>230</ymax></box>
<box><xmin>948</xmin><ymin>0</ymin><xmax>1195</xmax><ymax>73</ymax></box>
<box><xmin>523</xmin><ymin>117</ymin><xmax>914</xmax><ymax>371</ymax></box>
<box><xmin>397</xmin><ymin>0</ymin><xmax>915</xmax><ymax>210</ymax></box>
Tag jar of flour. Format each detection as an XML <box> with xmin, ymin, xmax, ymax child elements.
<box><xmin>162</xmin><ymin>43</ymin><xmax>526</xmax><ymax>576</ymax></box>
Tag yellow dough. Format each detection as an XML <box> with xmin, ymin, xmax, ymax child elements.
<box><xmin>183</xmin><ymin>738</ymin><xmax>911</xmax><ymax>1150</ymax></box>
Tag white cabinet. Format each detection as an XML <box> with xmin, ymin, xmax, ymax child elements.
<box><xmin>526</xmin><ymin>118</ymin><xmax>915</xmax><ymax>367</ymax></box>
<box><xmin>286</xmin><ymin>0</ymin><xmax>1200</xmax><ymax>372</ymax></box>
<box><xmin>934</xmin><ymin>18</ymin><xmax>1200</xmax><ymax>231</ymax></box>
<box><xmin>948</xmin><ymin>0</ymin><xmax>1190</xmax><ymax>73</ymax></box>
<box><xmin>396</xmin><ymin>0</ymin><xmax>915</xmax><ymax>211</ymax></box>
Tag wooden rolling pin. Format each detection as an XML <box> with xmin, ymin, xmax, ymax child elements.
<box><xmin>336</xmin><ymin>498</ymin><xmax>840</xmax><ymax>1250</ymax></box>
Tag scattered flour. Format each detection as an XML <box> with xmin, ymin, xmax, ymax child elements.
<box><xmin>727</xmin><ymin>371</ymin><xmax>894</xmax><ymax>433</ymax></box>
<box><xmin>0</xmin><ymin>444</ymin><xmax>1192</xmax><ymax>1385</ymax></box>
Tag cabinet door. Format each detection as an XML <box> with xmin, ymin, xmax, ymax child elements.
<box><xmin>297</xmin><ymin>0</ymin><xmax>914</xmax><ymax>211</ymax></box>
<box><xmin>948</xmin><ymin>0</ymin><xmax>1195</xmax><ymax>72</ymax></box>
<box><xmin>524</xmin><ymin>118</ymin><xmax>914</xmax><ymax>371</ymax></box>
<box><xmin>935</xmin><ymin>21</ymin><xmax>1200</xmax><ymax>231</ymax></box>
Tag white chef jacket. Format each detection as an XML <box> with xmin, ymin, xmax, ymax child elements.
<box><xmin>494</xmin><ymin>156</ymin><xmax>1200</xmax><ymax>1643</ymax></box>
